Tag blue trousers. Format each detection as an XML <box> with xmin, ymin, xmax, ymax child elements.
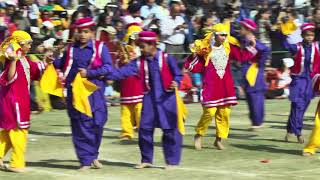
<box><xmin>287</xmin><ymin>100</ymin><xmax>310</xmax><ymax>136</ymax></box>
<box><xmin>246</xmin><ymin>91</ymin><xmax>265</xmax><ymax>126</ymax></box>
<box><xmin>70</xmin><ymin>110</ymin><xmax>107</xmax><ymax>166</ymax></box>
<box><xmin>139</xmin><ymin>128</ymin><xmax>182</xmax><ymax>165</ymax></box>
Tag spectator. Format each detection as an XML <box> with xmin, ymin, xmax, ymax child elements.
<box><xmin>197</xmin><ymin>15</ymin><xmax>217</xmax><ymax>39</ymax></box>
<box><xmin>122</xmin><ymin>2</ymin><xmax>143</xmax><ymax>27</ymax></box>
<box><xmin>160</xmin><ymin>0</ymin><xmax>188</xmax><ymax>67</ymax></box>
<box><xmin>179</xmin><ymin>68</ymin><xmax>194</xmax><ymax>102</ymax></box>
<box><xmin>140</xmin><ymin>0</ymin><xmax>163</xmax><ymax>20</ymax></box>
<box><xmin>312</xmin><ymin>8</ymin><xmax>320</xmax><ymax>41</ymax></box>
<box><xmin>23</xmin><ymin>0</ymin><xmax>40</xmax><ymax>27</ymax></box>
<box><xmin>105</xmin><ymin>80</ymin><xmax>120</xmax><ymax>107</ymax></box>
<box><xmin>265</xmin><ymin>58</ymin><xmax>293</xmax><ymax>99</ymax></box>
<box><xmin>114</xmin><ymin>20</ymin><xmax>125</xmax><ymax>40</ymax></box>
<box><xmin>255</xmin><ymin>9</ymin><xmax>272</xmax><ymax>49</ymax></box>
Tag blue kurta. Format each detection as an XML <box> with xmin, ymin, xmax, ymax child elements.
<box><xmin>53</xmin><ymin>40</ymin><xmax>113</xmax><ymax>166</ymax></box>
<box><xmin>241</xmin><ymin>40</ymin><xmax>270</xmax><ymax>126</ymax></box>
<box><xmin>282</xmin><ymin>41</ymin><xmax>315</xmax><ymax>102</ymax></box>
<box><xmin>241</xmin><ymin>40</ymin><xmax>270</xmax><ymax>92</ymax></box>
<box><xmin>282</xmin><ymin>40</ymin><xmax>317</xmax><ymax>136</ymax></box>
<box><xmin>108</xmin><ymin>50</ymin><xmax>183</xmax><ymax>129</ymax></box>
<box><xmin>107</xmin><ymin>50</ymin><xmax>183</xmax><ymax>165</ymax></box>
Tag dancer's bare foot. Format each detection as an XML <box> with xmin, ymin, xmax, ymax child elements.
<box><xmin>0</xmin><ymin>159</ymin><xmax>4</xmax><ymax>168</ymax></box>
<box><xmin>165</xmin><ymin>165</ymin><xmax>178</xmax><ymax>170</ymax></box>
<box><xmin>120</xmin><ymin>136</ymin><xmax>132</xmax><ymax>141</ymax></box>
<box><xmin>214</xmin><ymin>137</ymin><xmax>225</xmax><ymax>150</ymax></box>
<box><xmin>251</xmin><ymin>124</ymin><xmax>264</xmax><ymax>130</ymax></box>
<box><xmin>91</xmin><ymin>160</ymin><xmax>103</xmax><ymax>169</ymax></box>
<box><xmin>297</xmin><ymin>135</ymin><xmax>304</xmax><ymax>144</ymax></box>
<box><xmin>302</xmin><ymin>152</ymin><xmax>313</xmax><ymax>157</ymax></box>
<box><xmin>134</xmin><ymin>163</ymin><xmax>153</xmax><ymax>169</ymax></box>
<box><xmin>284</xmin><ymin>133</ymin><xmax>293</xmax><ymax>142</ymax></box>
<box><xmin>1</xmin><ymin>164</ymin><xmax>26</xmax><ymax>173</ymax></box>
<box><xmin>194</xmin><ymin>134</ymin><xmax>202</xmax><ymax>150</ymax></box>
<box><xmin>78</xmin><ymin>166</ymin><xmax>91</xmax><ymax>171</ymax></box>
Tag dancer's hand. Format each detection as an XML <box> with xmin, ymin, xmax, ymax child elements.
<box><xmin>5</xmin><ymin>51</ymin><xmax>17</xmax><ymax>62</ymax></box>
<box><xmin>44</xmin><ymin>51</ymin><xmax>55</xmax><ymax>64</ymax></box>
<box><xmin>246</xmin><ymin>34</ymin><xmax>256</xmax><ymax>47</ymax></box>
<box><xmin>79</xmin><ymin>68</ymin><xmax>87</xmax><ymax>78</ymax></box>
<box><xmin>170</xmin><ymin>81</ymin><xmax>178</xmax><ymax>90</ymax></box>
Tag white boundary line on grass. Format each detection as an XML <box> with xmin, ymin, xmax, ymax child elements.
<box><xmin>2</xmin><ymin>159</ymin><xmax>316</xmax><ymax>179</ymax></box>
<box><xmin>28</xmin><ymin>168</ymin><xmax>116</xmax><ymax>180</ymax></box>
<box><xmin>106</xmin><ymin>159</ymin><xmax>259</xmax><ymax>177</ymax></box>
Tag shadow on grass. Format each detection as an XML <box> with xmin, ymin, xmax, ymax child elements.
<box><xmin>185</xmin><ymin>125</ymin><xmax>254</xmax><ymax>133</ymax></box>
<box><xmin>230</xmin><ymin>144</ymin><xmax>301</xmax><ymax>155</ymax></box>
<box><xmin>28</xmin><ymin>130</ymin><xmax>120</xmax><ymax>140</ymax></box>
<box><xmin>270</xmin><ymin>114</ymin><xmax>314</xmax><ymax>121</ymax></box>
<box><xmin>27</xmin><ymin>160</ymin><xmax>79</xmax><ymax>170</ymax></box>
<box><xmin>249</xmin><ymin>138</ymin><xmax>298</xmax><ymax>144</ymax></box>
<box><xmin>27</xmin><ymin>159</ymin><xmax>138</xmax><ymax>170</ymax></box>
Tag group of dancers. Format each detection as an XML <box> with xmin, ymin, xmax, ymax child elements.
<box><xmin>1</xmin><ymin>16</ymin><xmax>320</xmax><ymax>173</ymax></box>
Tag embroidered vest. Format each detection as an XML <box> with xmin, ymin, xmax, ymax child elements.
<box><xmin>62</xmin><ymin>40</ymin><xmax>104</xmax><ymax>78</ymax></box>
<box><xmin>291</xmin><ymin>42</ymin><xmax>320</xmax><ymax>77</ymax></box>
<box><xmin>140</xmin><ymin>51</ymin><xmax>174</xmax><ymax>93</ymax></box>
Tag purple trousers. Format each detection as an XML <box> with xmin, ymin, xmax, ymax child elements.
<box><xmin>287</xmin><ymin>100</ymin><xmax>310</xmax><ymax>136</ymax></box>
<box><xmin>70</xmin><ymin>110</ymin><xmax>107</xmax><ymax>166</ymax></box>
<box><xmin>246</xmin><ymin>91</ymin><xmax>265</xmax><ymax>126</ymax></box>
<box><xmin>139</xmin><ymin>128</ymin><xmax>182</xmax><ymax>165</ymax></box>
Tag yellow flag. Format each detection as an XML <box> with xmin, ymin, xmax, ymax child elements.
<box><xmin>223</xmin><ymin>19</ymin><xmax>240</xmax><ymax>47</ymax></box>
<box><xmin>40</xmin><ymin>64</ymin><xmax>64</xmax><ymax>97</ymax></box>
<box><xmin>72</xmin><ymin>73</ymin><xmax>98</xmax><ymax>117</ymax></box>
<box><xmin>175</xmin><ymin>88</ymin><xmax>188</xmax><ymax>135</ymax></box>
<box><xmin>280</xmin><ymin>20</ymin><xmax>297</xmax><ymax>35</ymax></box>
<box><xmin>246</xmin><ymin>63</ymin><xmax>259</xmax><ymax>87</ymax></box>
<box><xmin>304</xmin><ymin>101</ymin><xmax>320</xmax><ymax>154</ymax></box>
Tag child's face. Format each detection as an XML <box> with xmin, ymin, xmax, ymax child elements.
<box><xmin>215</xmin><ymin>34</ymin><xmax>227</xmax><ymax>44</ymax></box>
<box><xmin>262</xmin><ymin>12</ymin><xmax>271</xmax><ymax>19</ymax></box>
<box><xmin>239</xmin><ymin>26</ymin><xmax>250</xmax><ymax>36</ymax></box>
<box><xmin>107</xmin><ymin>80</ymin><xmax>114</xmax><ymax>85</ymax></box>
<box><xmin>20</xmin><ymin>41</ymin><xmax>32</xmax><ymax>54</ymax></box>
<box><xmin>78</xmin><ymin>28</ymin><xmax>93</xmax><ymax>44</ymax></box>
<box><xmin>302</xmin><ymin>30</ymin><xmax>315</xmax><ymax>44</ymax></box>
<box><xmin>36</xmin><ymin>44</ymin><xmax>45</xmax><ymax>53</ymax></box>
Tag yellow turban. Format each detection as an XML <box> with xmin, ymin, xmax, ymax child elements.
<box><xmin>191</xmin><ymin>23</ymin><xmax>231</xmax><ymax>66</ymax></box>
<box><xmin>124</xmin><ymin>25</ymin><xmax>143</xmax><ymax>43</ymax></box>
<box><xmin>280</xmin><ymin>20</ymin><xmax>298</xmax><ymax>35</ymax></box>
<box><xmin>0</xmin><ymin>31</ymin><xmax>32</xmax><ymax>64</ymax></box>
<box><xmin>12</xmin><ymin>30</ymin><xmax>32</xmax><ymax>44</ymax></box>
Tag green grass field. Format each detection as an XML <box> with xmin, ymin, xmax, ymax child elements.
<box><xmin>1</xmin><ymin>99</ymin><xmax>320</xmax><ymax>180</ymax></box>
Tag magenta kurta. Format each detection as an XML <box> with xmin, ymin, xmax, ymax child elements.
<box><xmin>184</xmin><ymin>44</ymin><xmax>254</xmax><ymax>108</ymax></box>
<box><xmin>0</xmin><ymin>57</ymin><xmax>43</xmax><ymax>130</ymax></box>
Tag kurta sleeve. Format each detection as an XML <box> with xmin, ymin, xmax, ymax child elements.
<box><xmin>106</xmin><ymin>59</ymin><xmax>138</xmax><ymax>80</ymax></box>
<box><xmin>53</xmin><ymin>52</ymin><xmax>67</xmax><ymax>70</ymax></box>
<box><xmin>279</xmin><ymin>32</ymin><xmax>298</xmax><ymax>55</ymax></box>
<box><xmin>229</xmin><ymin>44</ymin><xmax>257</xmax><ymax>63</ymax></box>
<box><xmin>0</xmin><ymin>61</ymin><xmax>17</xmax><ymax>86</ymax></box>
<box><xmin>87</xmin><ymin>45</ymin><xmax>113</xmax><ymax>78</ymax></box>
<box><xmin>311</xmin><ymin>42</ymin><xmax>320</xmax><ymax>92</ymax></box>
<box><xmin>255</xmin><ymin>42</ymin><xmax>270</xmax><ymax>67</ymax></box>
<box><xmin>184</xmin><ymin>54</ymin><xmax>205</xmax><ymax>73</ymax></box>
<box><xmin>28</xmin><ymin>59</ymin><xmax>46</xmax><ymax>81</ymax></box>
<box><xmin>167</xmin><ymin>55</ymin><xmax>183</xmax><ymax>85</ymax></box>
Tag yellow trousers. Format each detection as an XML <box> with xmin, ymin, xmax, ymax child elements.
<box><xmin>304</xmin><ymin>103</ymin><xmax>320</xmax><ymax>154</ymax></box>
<box><xmin>195</xmin><ymin>106</ymin><xmax>231</xmax><ymax>139</ymax></box>
<box><xmin>120</xmin><ymin>103</ymin><xmax>142</xmax><ymax>138</ymax></box>
<box><xmin>34</xmin><ymin>81</ymin><xmax>52</xmax><ymax>112</ymax></box>
<box><xmin>0</xmin><ymin>129</ymin><xmax>28</xmax><ymax>168</ymax></box>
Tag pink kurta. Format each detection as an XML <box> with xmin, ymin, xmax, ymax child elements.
<box><xmin>0</xmin><ymin>57</ymin><xmax>44</xmax><ymax>130</ymax></box>
<box><xmin>184</xmin><ymin>44</ymin><xmax>254</xmax><ymax>108</ymax></box>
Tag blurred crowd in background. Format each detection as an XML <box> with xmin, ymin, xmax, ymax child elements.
<box><xmin>0</xmin><ymin>0</ymin><xmax>320</xmax><ymax>112</ymax></box>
